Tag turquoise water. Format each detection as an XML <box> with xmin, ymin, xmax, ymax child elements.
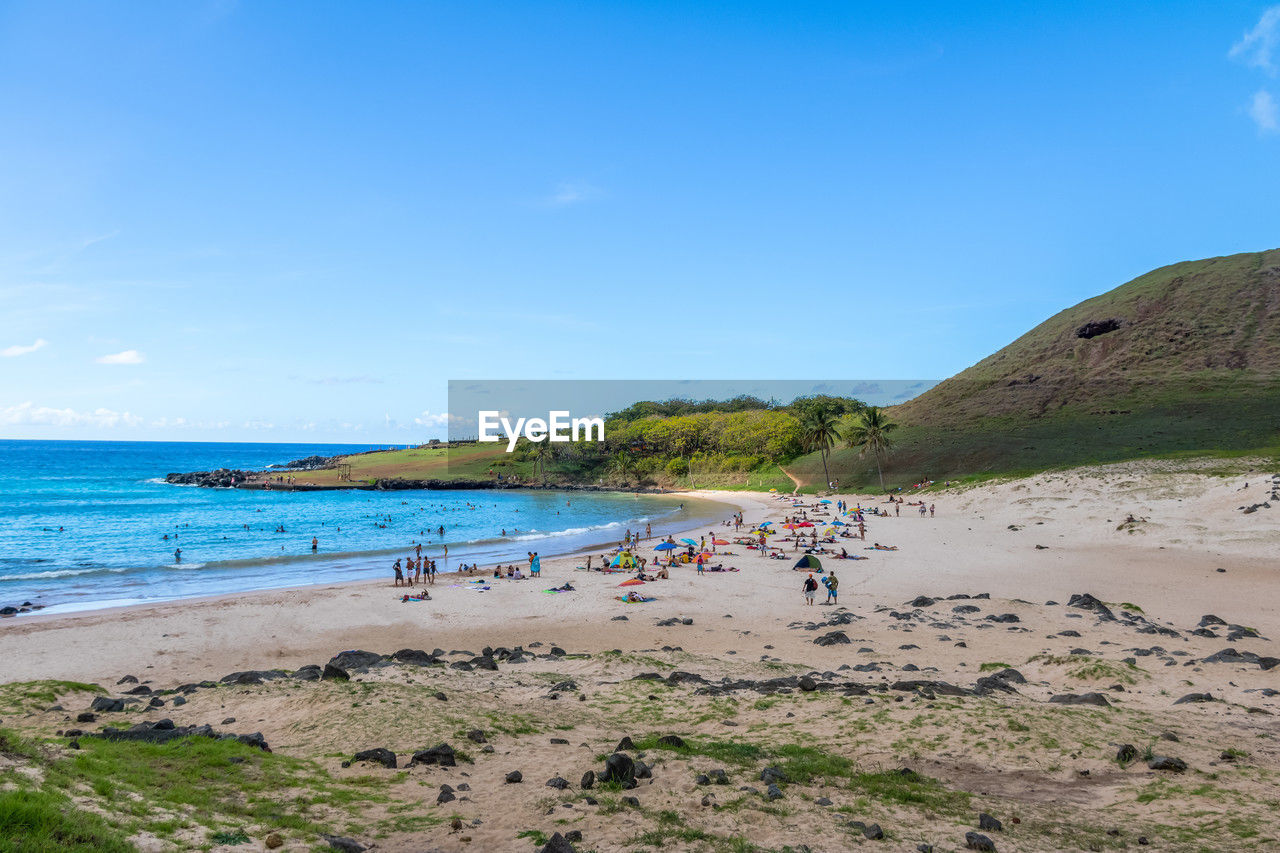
<box><xmin>0</xmin><ymin>440</ymin><xmax>715</xmax><ymax>614</ymax></box>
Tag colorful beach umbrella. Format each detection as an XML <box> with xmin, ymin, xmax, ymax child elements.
<box><xmin>712</xmin><ymin>539</ymin><xmax>729</xmax><ymax>545</ymax></box>
<box><xmin>618</xmin><ymin>578</ymin><xmax>645</xmax><ymax>586</ymax></box>
<box><xmin>796</xmin><ymin>521</ymin><xmax>814</xmax><ymax>527</ymax></box>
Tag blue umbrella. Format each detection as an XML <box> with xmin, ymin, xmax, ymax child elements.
<box><xmin>680</xmin><ymin>538</ymin><xmax>698</xmax><ymax>547</ymax></box>
<box><xmin>654</xmin><ymin>542</ymin><xmax>678</xmax><ymax>551</ymax></box>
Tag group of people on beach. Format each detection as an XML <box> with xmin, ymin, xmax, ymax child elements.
<box><xmin>392</xmin><ymin>554</ymin><xmax>438</xmax><ymax>587</ymax></box>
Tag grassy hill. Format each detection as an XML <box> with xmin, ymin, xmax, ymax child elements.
<box><xmin>787</xmin><ymin>249</ymin><xmax>1280</xmax><ymax>490</ymax></box>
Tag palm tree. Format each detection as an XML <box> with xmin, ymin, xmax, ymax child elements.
<box><xmin>611</xmin><ymin>448</ymin><xmax>636</xmax><ymax>484</ymax></box>
<box><xmin>844</xmin><ymin>407</ymin><xmax>897</xmax><ymax>491</ymax></box>
<box><xmin>800</xmin><ymin>406</ymin><xmax>842</xmax><ymax>490</ymax></box>
<box><xmin>533</xmin><ymin>440</ymin><xmax>556</xmax><ymax>485</ymax></box>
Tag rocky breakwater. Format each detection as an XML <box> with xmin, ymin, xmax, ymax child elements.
<box><xmin>164</xmin><ymin>468</ymin><xmax>255</xmax><ymax>488</ymax></box>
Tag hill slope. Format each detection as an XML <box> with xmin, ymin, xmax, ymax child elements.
<box><xmin>791</xmin><ymin>249</ymin><xmax>1280</xmax><ymax>489</ymax></box>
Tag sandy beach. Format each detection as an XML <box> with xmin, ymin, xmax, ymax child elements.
<box><xmin>3</xmin><ymin>461</ymin><xmax>1278</xmax><ymax>851</ymax></box>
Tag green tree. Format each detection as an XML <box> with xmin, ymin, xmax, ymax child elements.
<box><xmin>611</xmin><ymin>448</ymin><xmax>637</xmax><ymax>484</ymax></box>
<box><xmin>533</xmin><ymin>440</ymin><xmax>556</xmax><ymax>485</ymax></box>
<box><xmin>844</xmin><ymin>406</ymin><xmax>898</xmax><ymax>491</ymax></box>
<box><xmin>800</xmin><ymin>405</ymin><xmax>843</xmax><ymax>489</ymax></box>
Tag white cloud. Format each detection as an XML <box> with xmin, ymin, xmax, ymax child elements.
<box><xmin>546</xmin><ymin>181</ymin><xmax>601</xmax><ymax>207</ymax></box>
<box><xmin>1</xmin><ymin>338</ymin><xmax>48</xmax><ymax>357</ymax></box>
<box><xmin>0</xmin><ymin>402</ymin><xmax>142</xmax><ymax>428</ymax></box>
<box><xmin>1231</xmin><ymin>6</ymin><xmax>1280</xmax><ymax>74</ymax></box>
<box><xmin>414</xmin><ymin>410</ymin><xmax>451</xmax><ymax>427</ymax></box>
<box><xmin>1249</xmin><ymin>89</ymin><xmax>1280</xmax><ymax>132</ymax></box>
<box><xmin>96</xmin><ymin>349</ymin><xmax>145</xmax><ymax>365</ymax></box>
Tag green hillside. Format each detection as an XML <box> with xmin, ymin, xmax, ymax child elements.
<box><xmin>789</xmin><ymin>249</ymin><xmax>1280</xmax><ymax>490</ymax></box>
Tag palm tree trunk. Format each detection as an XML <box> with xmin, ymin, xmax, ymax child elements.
<box><xmin>820</xmin><ymin>448</ymin><xmax>831</xmax><ymax>489</ymax></box>
<box><xmin>875</xmin><ymin>454</ymin><xmax>885</xmax><ymax>492</ymax></box>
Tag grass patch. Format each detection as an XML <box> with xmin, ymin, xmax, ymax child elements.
<box><xmin>0</xmin><ymin>788</ymin><xmax>134</xmax><ymax>852</ymax></box>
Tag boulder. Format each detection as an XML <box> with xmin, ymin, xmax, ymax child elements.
<box><xmin>352</xmin><ymin>748</ymin><xmax>397</xmax><ymax>769</ymax></box>
<box><xmin>1148</xmin><ymin>756</ymin><xmax>1187</xmax><ymax>772</ymax></box>
<box><xmin>965</xmin><ymin>832</ymin><xmax>996</xmax><ymax>851</ymax></box>
<box><xmin>327</xmin><ymin>650</ymin><xmax>383</xmax><ymax>671</ymax></box>
<box><xmin>291</xmin><ymin>665</ymin><xmax>322</xmax><ymax>681</ymax></box>
<box><xmin>814</xmin><ymin>631</ymin><xmax>851</xmax><ymax>646</ymax></box>
<box><xmin>1048</xmin><ymin>692</ymin><xmax>1111</xmax><ymax>707</ymax></box>
<box><xmin>321</xmin><ymin>664</ymin><xmax>349</xmax><ymax>681</ymax></box>
<box><xmin>540</xmin><ymin>833</ymin><xmax>577</xmax><ymax>853</ymax></box>
<box><xmin>600</xmin><ymin>753</ymin><xmax>637</xmax><ymax>788</ymax></box>
<box><xmin>409</xmin><ymin>743</ymin><xmax>456</xmax><ymax>767</ymax></box>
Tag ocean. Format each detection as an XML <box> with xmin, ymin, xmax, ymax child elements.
<box><xmin>0</xmin><ymin>440</ymin><xmax>719</xmax><ymax>615</ymax></box>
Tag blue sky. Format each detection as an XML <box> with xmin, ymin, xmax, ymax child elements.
<box><xmin>2</xmin><ymin>1</ymin><xmax>1279</xmax><ymax>443</ymax></box>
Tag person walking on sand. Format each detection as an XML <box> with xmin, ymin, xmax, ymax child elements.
<box><xmin>929</xmin><ymin>503</ymin><xmax>935</xmax><ymax>517</ymax></box>
<box><xmin>803</xmin><ymin>573</ymin><xmax>818</xmax><ymax>606</ymax></box>
<box><xmin>895</xmin><ymin>503</ymin><xmax>900</xmax><ymax>517</ymax></box>
<box><xmin>824</xmin><ymin>572</ymin><xmax>839</xmax><ymax>605</ymax></box>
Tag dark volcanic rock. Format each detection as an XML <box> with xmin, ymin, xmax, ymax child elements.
<box><xmin>540</xmin><ymin>833</ymin><xmax>577</xmax><ymax>853</ymax></box>
<box><xmin>390</xmin><ymin>648</ymin><xmax>442</xmax><ymax>666</ymax></box>
<box><xmin>601</xmin><ymin>753</ymin><xmax>637</xmax><ymax>788</ymax></box>
<box><xmin>505</xmin><ymin>770</ymin><xmax>523</xmax><ymax>783</ymax></box>
<box><xmin>1067</xmin><ymin>593</ymin><xmax>1115</xmax><ymax>621</ymax></box>
<box><xmin>90</xmin><ymin>697</ymin><xmax>125</xmax><ymax>713</ymax></box>
<box><xmin>1116</xmin><ymin>744</ymin><xmax>1137</xmax><ymax>763</ymax></box>
<box><xmin>892</xmin><ymin>680</ymin><xmax>971</xmax><ymax>696</ymax></box>
<box><xmin>814</xmin><ymin>631</ymin><xmax>851</xmax><ymax>646</ymax></box>
<box><xmin>1049</xmin><ymin>692</ymin><xmax>1111</xmax><ymax>707</ymax></box>
<box><xmin>291</xmin><ymin>665</ymin><xmax>322</xmax><ymax>681</ymax></box>
<box><xmin>1173</xmin><ymin>692</ymin><xmax>1215</xmax><ymax>705</ymax></box>
<box><xmin>321</xmin><ymin>664</ymin><xmax>350</xmax><ymax>681</ymax></box>
<box><xmin>409</xmin><ymin>743</ymin><xmax>456</xmax><ymax>767</ymax></box>
<box><xmin>353</xmin><ymin>748</ymin><xmax>397</xmax><ymax>769</ymax></box>
<box><xmin>328</xmin><ymin>650</ymin><xmax>383</xmax><ymax>671</ymax></box>
<box><xmin>657</xmin><ymin>734</ymin><xmax>686</xmax><ymax>748</ymax></box>
<box><xmin>322</xmin><ymin>836</ymin><xmax>367</xmax><ymax>853</ymax></box>
<box><xmin>978</xmin><ymin>813</ymin><xmax>1003</xmax><ymax>832</ymax></box>
<box><xmin>220</xmin><ymin>669</ymin><xmax>287</xmax><ymax>686</ymax></box>
<box><xmin>1148</xmin><ymin>755</ymin><xmax>1187</xmax><ymax>772</ymax></box>
<box><xmin>965</xmin><ymin>831</ymin><xmax>997</xmax><ymax>851</ymax></box>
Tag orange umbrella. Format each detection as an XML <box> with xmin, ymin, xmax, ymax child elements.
<box><xmin>712</xmin><ymin>539</ymin><xmax>729</xmax><ymax>545</ymax></box>
<box><xmin>618</xmin><ymin>578</ymin><xmax>645</xmax><ymax>586</ymax></box>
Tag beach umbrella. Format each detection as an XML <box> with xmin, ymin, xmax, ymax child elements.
<box><xmin>619</xmin><ymin>578</ymin><xmax>645</xmax><ymax>587</ymax></box>
<box><xmin>822</xmin><ymin>527</ymin><xmax>837</xmax><ymax>535</ymax></box>
<box><xmin>680</xmin><ymin>538</ymin><xmax>698</xmax><ymax>547</ymax></box>
<box><xmin>794</xmin><ymin>554</ymin><xmax>822</xmax><ymax>570</ymax></box>
<box><xmin>796</xmin><ymin>521</ymin><xmax>814</xmax><ymax>528</ymax></box>
<box><xmin>654</xmin><ymin>542</ymin><xmax>678</xmax><ymax>551</ymax></box>
<box><xmin>818</xmin><ymin>499</ymin><xmax>832</xmax><ymax>504</ymax></box>
<box><xmin>832</xmin><ymin>520</ymin><xmax>847</xmax><ymax>526</ymax></box>
<box><xmin>712</xmin><ymin>538</ymin><xmax>729</xmax><ymax>545</ymax></box>
<box><xmin>782</xmin><ymin>523</ymin><xmax>801</xmax><ymax>530</ymax></box>
<box><xmin>769</xmin><ymin>488</ymin><xmax>777</xmax><ymax>492</ymax></box>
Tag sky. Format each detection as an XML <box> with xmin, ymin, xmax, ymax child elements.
<box><xmin>2</xmin><ymin>1</ymin><xmax>1279</xmax><ymax>443</ymax></box>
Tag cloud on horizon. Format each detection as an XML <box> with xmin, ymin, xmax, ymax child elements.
<box><xmin>1</xmin><ymin>338</ymin><xmax>48</xmax><ymax>357</ymax></box>
<box><xmin>413</xmin><ymin>410</ymin><xmax>451</xmax><ymax>428</ymax></box>
<box><xmin>0</xmin><ymin>402</ymin><xmax>143</xmax><ymax>428</ymax></box>
<box><xmin>1231</xmin><ymin>6</ymin><xmax>1280</xmax><ymax>74</ymax></box>
<box><xmin>96</xmin><ymin>349</ymin><xmax>145</xmax><ymax>365</ymax></box>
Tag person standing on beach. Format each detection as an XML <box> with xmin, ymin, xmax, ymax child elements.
<box><xmin>802</xmin><ymin>574</ymin><xmax>818</xmax><ymax>606</ymax></box>
<box><xmin>895</xmin><ymin>503</ymin><xmax>900</xmax><ymax>517</ymax></box>
<box><xmin>393</xmin><ymin>559</ymin><xmax>404</xmax><ymax>587</ymax></box>
<box><xmin>823</xmin><ymin>572</ymin><xmax>839</xmax><ymax>605</ymax></box>
<box><xmin>311</xmin><ymin>536</ymin><xmax>318</xmax><ymax>552</ymax></box>
<box><xmin>929</xmin><ymin>503</ymin><xmax>935</xmax><ymax>517</ymax></box>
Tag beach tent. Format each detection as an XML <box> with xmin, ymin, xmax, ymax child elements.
<box><xmin>610</xmin><ymin>551</ymin><xmax>638</xmax><ymax>569</ymax></box>
<box><xmin>794</xmin><ymin>554</ymin><xmax>823</xmax><ymax>570</ymax></box>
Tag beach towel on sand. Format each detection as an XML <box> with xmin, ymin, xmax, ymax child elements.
<box><xmin>615</xmin><ymin>595</ymin><xmax>656</xmax><ymax>603</ymax></box>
